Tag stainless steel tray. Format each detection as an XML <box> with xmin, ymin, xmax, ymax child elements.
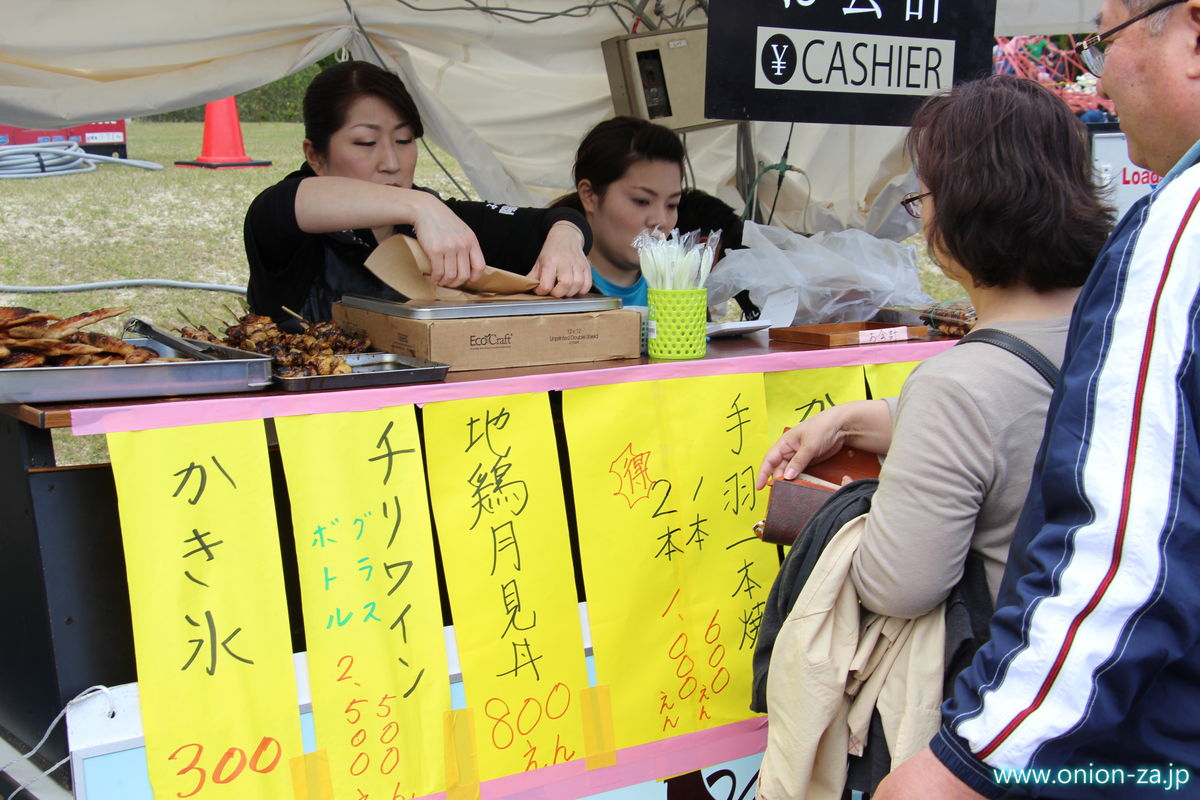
<box><xmin>0</xmin><ymin>338</ymin><xmax>273</xmax><ymax>404</ymax></box>
<box><xmin>340</xmin><ymin>293</ymin><xmax>622</xmax><ymax>319</ymax></box>
<box><xmin>272</xmin><ymin>352</ymin><xmax>450</xmax><ymax>392</ymax></box>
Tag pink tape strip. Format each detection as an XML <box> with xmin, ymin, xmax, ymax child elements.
<box><xmin>406</xmin><ymin>717</ymin><xmax>767</xmax><ymax>800</ymax></box>
<box><xmin>70</xmin><ymin>341</ymin><xmax>954</xmax><ymax>435</ymax></box>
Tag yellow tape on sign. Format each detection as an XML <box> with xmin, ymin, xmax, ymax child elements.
<box><xmin>289</xmin><ymin>750</ymin><xmax>333</xmax><ymax>800</ymax></box>
<box><xmin>444</xmin><ymin>709</ymin><xmax>481</xmax><ymax>800</ymax></box>
<box><xmin>581</xmin><ymin>686</ymin><xmax>617</xmax><ymax>770</ymax></box>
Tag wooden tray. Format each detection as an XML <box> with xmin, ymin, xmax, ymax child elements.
<box><xmin>770</xmin><ymin>321</ymin><xmax>929</xmax><ymax>347</ymax></box>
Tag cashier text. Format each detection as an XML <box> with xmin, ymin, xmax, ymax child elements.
<box><xmin>758</xmin><ymin>27</ymin><xmax>953</xmax><ymax>95</ymax></box>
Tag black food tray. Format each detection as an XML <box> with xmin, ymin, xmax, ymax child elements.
<box><xmin>272</xmin><ymin>352</ymin><xmax>449</xmax><ymax>392</ymax></box>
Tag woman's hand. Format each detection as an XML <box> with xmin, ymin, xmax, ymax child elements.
<box><xmin>409</xmin><ymin>193</ymin><xmax>487</xmax><ymax>287</ymax></box>
<box><xmin>755</xmin><ymin>399</ymin><xmax>894</xmax><ymax>490</ymax></box>
<box><xmin>528</xmin><ymin>222</ymin><xmax>593</xmax><ymax>297</ymax></box>
<box><xmin>756</xmin><ymin>408</ymin><xmax>850</xmax><ymax>490</ymax></box>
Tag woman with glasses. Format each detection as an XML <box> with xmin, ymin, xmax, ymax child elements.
<box><xmin>759</xmin><ymin>74</ymin><xmax>1112</xmax><ymax>619</ymax></box>
<box><xmin>755</xmin><ymin>73</ymin><xmax>1113</xmax><ymax>800</ymax></box>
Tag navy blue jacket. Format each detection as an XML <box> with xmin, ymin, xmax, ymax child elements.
<box><xmin>933</xmin><ymin>142</ymin><xmax>1200</xmax><ymax>798</ymax></box>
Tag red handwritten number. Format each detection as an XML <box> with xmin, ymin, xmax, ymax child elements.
<box><xmin>708</xmin><ymin>644</ymin><xmax>726</xmax><ymax>668</ymax></box>
<box><xmin>212</xmin><ymin>747</ymin><xmax>247</xmax><ymax>784</ymax></box>
<box><xmin>380</xmin><ymin>746</ymin><xmax>400</xmax><ymax>775</ymax></box>
<box><xmin>669</xmin><ymin>632</ymin><xmax>688</xmax><ymax>659</ymax></box>
<box><xmin>485</xmin><ymin>684</ymin><xmax>573</xmax><ymax>756</ymax></box>
<box><xmin>336</xmin><ymin>654</ymin><xmax>355</xmax><ymax>681</ymax></box>
<box><xmin>250</xmin><ymin>737</ymin><xmax>283</xmax><ymax>773</ymax></box>
<box><xmin>675</xmin><ymin>653</ymin><xmax>695</xmax><ymax>679</ymax></box>
<box><xmin>168</xmin><ymin>737</ymin><xmax>280</xmax><ymax>797</ymax></box>
<box><xmin>380</xmin><ymin>720</ymin><xmax>400</xmax><ymax>744</ymax></box>
<box><xmin>345</xmin><ymin>697</ymin><xmax>366</xmax><ymax>724</ymax></box>
<box><xmin>705</xmin><ymin>611</ymin><xmax>721</xmax><ymax>644</ymax></box>
<box><xmin>169</xmin><ymin>742</ymin><xmax>206</xmax><ymax>798</ymax></box>
<box><xmin>706</xmin><ymin>610</ymin><xmax>730</xmax><ymax>694</ymax></box>
<box><xmin>485</xmin><ymin>698</ymin><xmax>515</xmax><ymax>749</ymax></box>
<box><xmin>545</xmin><ymin>683</ymin><xmax>571</xmax><ymax>719</ymax></box>
<box><xmin>350</xmin><ymin>728</ymin><xmax>367</xmax><ymax>747</ymax></box>
<box><xmin>350</xmin><ymin>751</ymin><xmax>370</xmax><ymax>776</ymax></box>
<box><xmin>517</xmin><ymin>698</ymin><xmax>543</xmax><ymax>735</ymax></box>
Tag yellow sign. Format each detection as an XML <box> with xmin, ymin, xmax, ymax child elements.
<box><xmin>764</xmin><ymin>366</ymin><xmax>867</xmax><ymax>437</ymax></box>
<box><xmin>108</xmin><ymin>422</ymin><xmax>303</xmax><ymax>800</ymax></box>
<box><xmin>423</xmin><ymin>393</ymin><xmax>589</xmax><ymax>781</ymax></box>
<box><xmin>864</xmin><ymin>360</ymin><xmax>921</xmax><ymax>399</ymax></box>
<box><xmin>562</xmin><ymin>374</ymin><xmax>776</xmax><ymax>750</ymax></box>
<box><xmin>274</xmin><ymin>408</ymin><xmax>450</xmax><ymax>800</ymax></box>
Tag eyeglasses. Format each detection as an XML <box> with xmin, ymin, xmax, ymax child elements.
<box><xmin>1075</xmin><ymin>0</ymin><xmax>1184</xmax><ymax>76</ymax></box>
<box><xmin>901</xmin><ymin>191</ymin><xmax>931</xmax><ymax>219</ymax></box>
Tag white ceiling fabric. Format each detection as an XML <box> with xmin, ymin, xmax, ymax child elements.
<box><xmin>0</xmin><ymin>0</ymin><xmax>1099</xmax><ymax>235</ymax></box>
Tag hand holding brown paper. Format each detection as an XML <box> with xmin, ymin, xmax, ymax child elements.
<box><xmin>365</xmin><ymin>234</ymin><xmax>551</xmax><ymax>302</ymax></box>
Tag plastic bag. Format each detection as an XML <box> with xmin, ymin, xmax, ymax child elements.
<box><xmin>705</xmin><ymin>221</ymin><xmax>934</xmax><ymax>326</ymax></box>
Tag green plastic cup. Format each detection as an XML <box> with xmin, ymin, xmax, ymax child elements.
<box><xmin>647</xmin><ymin>288</ymin><xmax>707</xmax><ymax>360</ymax></box>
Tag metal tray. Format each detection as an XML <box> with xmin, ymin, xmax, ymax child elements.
<box><xmin>272</xmin><ymin>352</ymin><xmax>450</xmax><ymax>392</ymax></box>
<box><xmin>0</xmin><ymin>338</ymin><xmax>273</xmax><ymax>405</ymax></box>
<box><xmin>340</xmin><ymin>293</ymin><xmax>621</xmax><ymax>319</ymax></box>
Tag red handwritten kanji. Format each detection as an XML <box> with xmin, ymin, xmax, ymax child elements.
<box><xmin>609</xmin><ymin>443</ymin><xmax>654</xmax><ymax>508</ymax></box>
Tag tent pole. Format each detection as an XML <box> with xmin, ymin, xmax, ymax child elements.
<box><xmin>736</xmin><ymin>122</ymin><xmax>760</xmax><ymax>223</ymax></box>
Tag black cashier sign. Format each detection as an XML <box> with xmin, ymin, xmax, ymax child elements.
<box><xmin>705</xmin><ymin>0</ymin><xmax>997</xmax><ymax>126</ymax></box>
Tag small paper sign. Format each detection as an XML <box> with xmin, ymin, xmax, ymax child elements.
<box><xmin>858</xmin><ymin>326</ymin><xmax>907</xmax><ymax>344</ymax></box>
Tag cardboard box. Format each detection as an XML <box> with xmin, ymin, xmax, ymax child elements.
<box><xmin>332</xmin><ymin>302</ymin><xmax>641</xmax><ymax>372</ymax></box>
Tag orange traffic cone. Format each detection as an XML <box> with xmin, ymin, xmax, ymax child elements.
<box><xmin>175</xmin><ymin>96</ymin><xmax>271</xmax><ymax>169</ymax></box>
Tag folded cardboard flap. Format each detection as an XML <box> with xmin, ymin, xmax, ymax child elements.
<box><xmin>364</xmin><ymin>234</ymin><xmax>545</xmax><ymax>302</ymax></box>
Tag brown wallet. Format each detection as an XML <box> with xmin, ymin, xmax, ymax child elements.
<box><xmin>753</xmin><ymin>446</ymin><xmax>882</xmax><ymax>546</ymax></box>
<box><xmin>755</xmin><ymin>478</ymin><xmax>836</xmax><ymax>545</ymax></box>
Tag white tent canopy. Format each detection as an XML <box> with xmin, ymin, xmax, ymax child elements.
<box><xmin>0</xmin><ymin>0</ymin><xmax>1099</xmax><ymax>237</ymax></box>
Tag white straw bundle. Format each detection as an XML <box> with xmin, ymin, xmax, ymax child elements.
<box><xmin>634</xmin><ymin>227</ymin><xmax>720</xmax><ymax>290</ymax></box>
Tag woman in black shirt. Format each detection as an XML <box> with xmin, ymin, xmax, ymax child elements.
<box><xmin>244</xmin><ymin>60</ymin><xmax>592</xmax><ymax>322</ymax></box>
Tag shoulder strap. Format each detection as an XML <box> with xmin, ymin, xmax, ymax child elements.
<box><xmin>955</xmin><ymin>328</ymin><xmax>1059</xmax><ymax>388</ymax></box>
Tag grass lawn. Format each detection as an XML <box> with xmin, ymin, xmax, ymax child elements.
<box><xmin>0</xmin><ymin>120</ymin><xmax>478</xmax><ymax>464</ymax></box>
<box><xmin>0</xmin><ymin>120</ymin><xmax>476</xmax><ymax>330</ymax></box>
<box><xmin>1</xmin><ymin>120</ymin><xmax>955</xmax><ymax>464</ymax></box>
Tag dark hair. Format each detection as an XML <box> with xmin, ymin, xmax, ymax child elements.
<box><xmin>551</xmin><ymin>115</ymin><xmax>685</xmax><ymax>210</ymax></box>
<box><xmin>677</xmin><ymin>188</ymin><xmax>744</xmax><ymax>251</ymax></box>
<box><xmin>303</xmin><ymin>60</ymin><xmax>424</xmax><ymax>156</ymax></box>
<box><xmin>905</xmin><ymin>74</ymin><xmax>1113</xmax><ymax>291</ymax></box>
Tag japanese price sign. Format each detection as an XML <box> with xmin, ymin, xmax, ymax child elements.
<box><xmin>275</xmin><ymin>407</ymin><xmax>451</xmax><ymax>800</ymax></box>
<box><xmin>108</xmin><ymin>421</ymin><xmax>303</xmax><ymax>799</ymax></box>
<box><xmin>562</xmin><ymin>374</ymin><xmax>777</xmax><ymax>749</ymax></box>
<box><xmin>423</xmin><ymin>392</ymin><xmax>590</xmax><ymax>782</ymax></box>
